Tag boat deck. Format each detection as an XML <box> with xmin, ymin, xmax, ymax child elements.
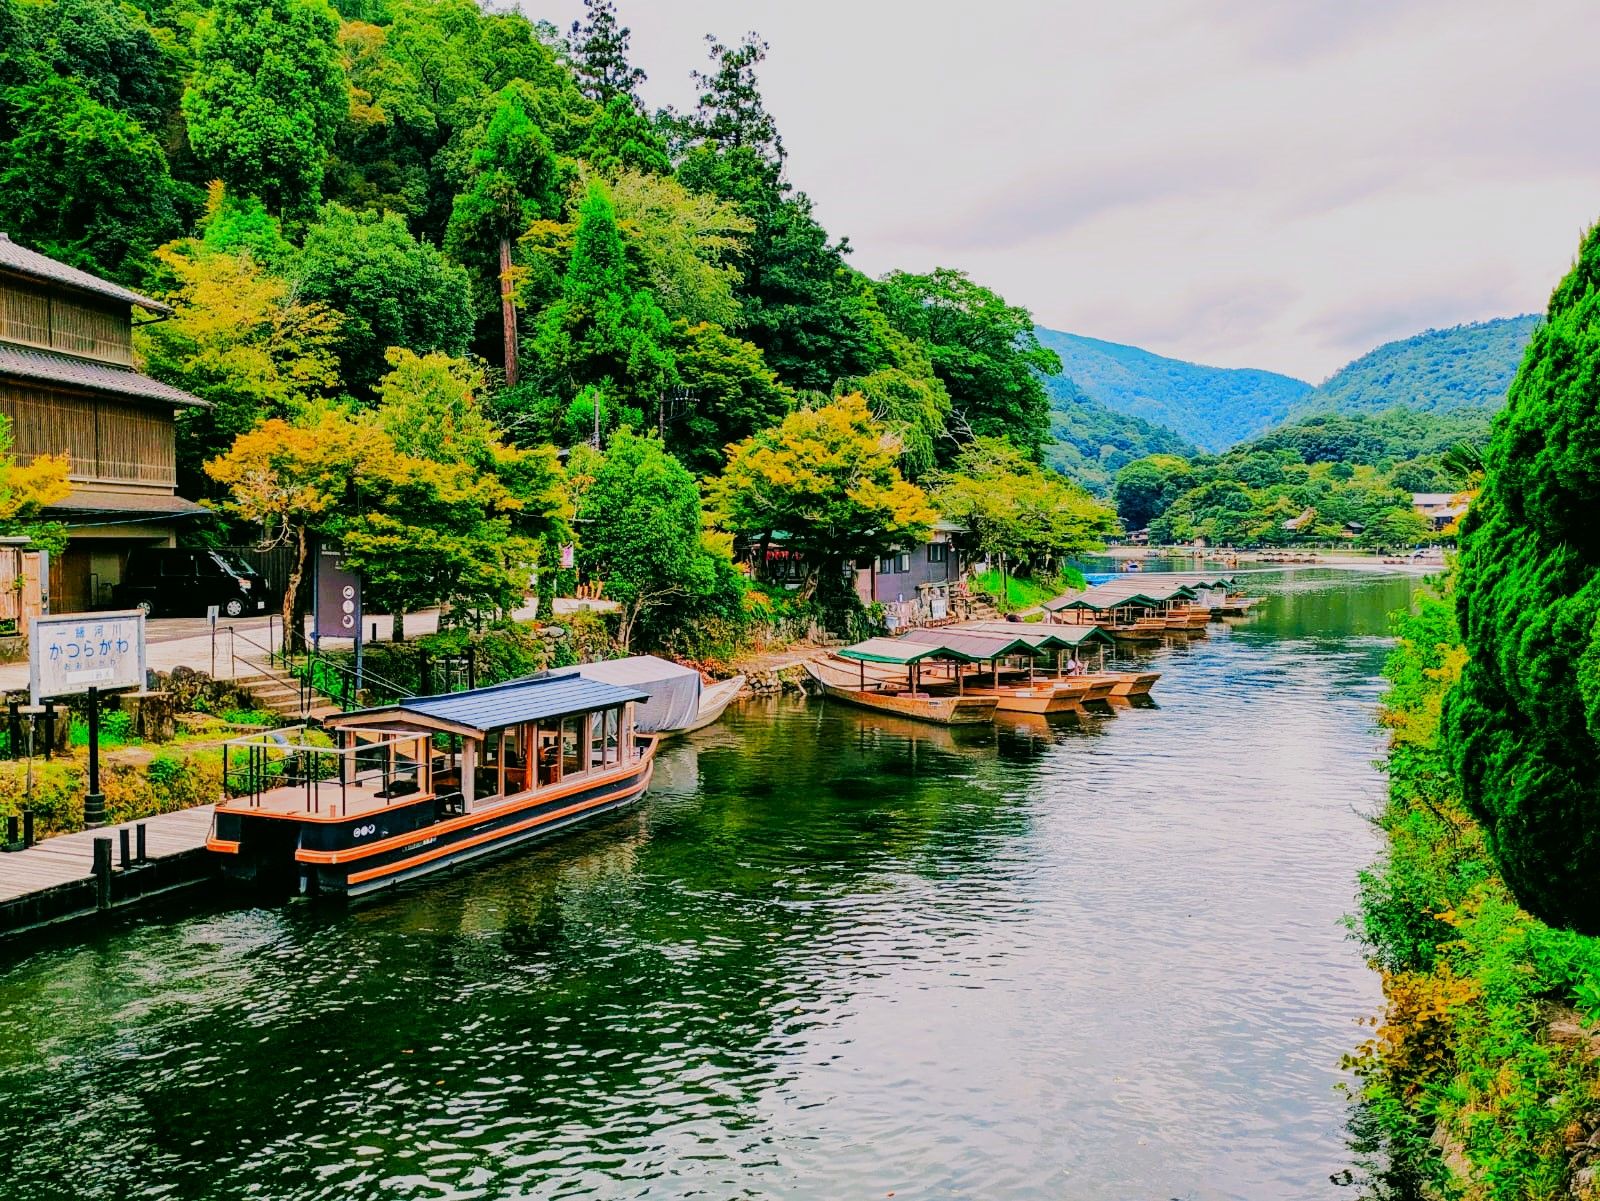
<box><xmin>218</xmin><ymin>778</ymin><xmax>435</xmax><ymax>822</ymax></box>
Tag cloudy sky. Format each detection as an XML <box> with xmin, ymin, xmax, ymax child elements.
<box><xmin>532</xmin><ymin>0</ymin><xmax>1600</xmax><ymax>382</ymax></box>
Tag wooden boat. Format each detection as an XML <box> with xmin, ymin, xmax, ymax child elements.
<box><xmin>805</xmin><ymin>655</ymin><xmax>997</xmax><ymax>726</ymax></box>
<box><xmin>676</xmin><ymin>675</ymin><xmax>745</xmax><ymax>733</ymax></box>
<box><xmin>208</xmin><ymin>674</ymin><xmax>658</xmax><ymax>897</ymax></box>
<box><xmin>1214</xmin><ymin>595</ymin><xmax>1264</xmax><ymax>617</ymax></box>
<box><xmin>1079</xmin><ymin>671</ymin><xmax>1160</xmax><ymax>698</ymax></box>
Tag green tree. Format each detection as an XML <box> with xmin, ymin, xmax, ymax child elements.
<box><xmin>580</xmin><ymin>94</ymin><xmax>670</xmax><ymax>176</ymax></box>
<box><xmin>567</xmin><ymin>0</ymin><xmax>644</xmax><ymax>105</ymax></box>
<box><xmin>299</xmin><ymin>204</ymin><xmax>474</xmax><ymax>397</ymax></box>
<box><xmin>707</xmin><ymin>393</ymin><xmax>937</xmax><ymax>595</ymax></box>
<box><xmin>605</xmin><ymin>168</ymin><xmax>751</xmax><ymax>325</ymax></box>
<box><xmin>0</xmin><ymin>77</ymin><xmax>181</xmax><ymax>283</ymax></box>
<box><xmin>1446</xmin><ymin>223</ymin><xmax>1600</xmax><ymax>934</ymax></box>
<box><xmin>669</xmin><ymin>321</ymin><xmax>792</xmax><ymax>472</ymax></box>
<box><xmin>574</xmin><ymin>431</ymin><xmax>731</xmax><ymax>650</ymax></box>
<box><xmin>876</xmin><ymin>268</ymin><xmax>1059</xmax><ymax>459</ymax></box>
<box><xmin>445</xmin><ymin>82</ymin><xmax>563</xmax><ymax>386</ymax></box>
<box><xmin>182</xmin><ymin>0</ymin><xmax>347</xmax><ymax>209</ymax></box>
<box><xmin>529</xmin><ymin>181</ymin><xmax>674</xmax><ymax>437</ymax></box>
<box><xmin>1113</xmin><ymin>454</ymin><xmax>1192</xmax><ymax>530</ymax></box>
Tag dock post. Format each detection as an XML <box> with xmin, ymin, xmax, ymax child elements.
<box><xmin>92</xmin><ymin>836</ymin><xmax>112</xmax><ymax>909</ymax></box>
<box><xmin>83</xmin><ymin>686</ymin><xmax>106</xmax><ymax>828</ymax></box>
<box><xmin>136</xmin><ymin>822</ymin><xmax>147</xmax><ymax>864</ymax></box>
<box><xmin>22</xmin><ymin>809</ymin><xmax>34</xmax><ymax>848</ymax></box>
<box><xmin>119</xmin><ymin>827</ymin><xmax>131</xmax><ymax>869</ymax></box>
<box><xmin>6</xmin><ymin>698</ymin><xmax>18</xmax><ymax>760</ymax></box>
<box><xmin>41</xmin><ymin>701</ymin><xmax>54</xmax><ymax>760</ymax></box>
<box><xmin>4</xmin><ymin>814</ymin><xmax>15</xmax><ymax>849</ymax></box>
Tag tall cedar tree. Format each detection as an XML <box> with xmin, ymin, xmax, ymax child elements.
<box><xmin>1446</xmin><ymin>222</ymin><xmax>1600</xmax><ymax>934</ymax></box>
<box><xmin>568</xmin><ymin>0</ymin><xmax>645</xmax><ymax>105</ymax></box>
<box><xmin>445</xmin><ymin>83</ymin><xmax>563</xmax><ymax>386</ymax></box>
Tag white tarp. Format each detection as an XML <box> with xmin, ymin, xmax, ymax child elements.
<box><xmin>556</xmin><ymin>655</ymin><xmax>702</xmax><ymax>732</ymax></box>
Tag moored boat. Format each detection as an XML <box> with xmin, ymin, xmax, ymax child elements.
<box><xmin>208</xmin><ymin>674</ymin><xmax>658</xmax><ymax>897</ymax></box>
<box><xmin>805</xmin><ymin>646</ymin><xmax>998</xmax><ymax>726</ymax></box>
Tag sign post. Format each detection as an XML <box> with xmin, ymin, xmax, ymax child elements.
<box><xmin>314</xmin><ymin>545</ymin><xmax>362</xmax><ymax>699</ymax></box>
<box><xmin>29</xmin><ymin>610</ymin><xmax>146</xmax><ymax>829</ymax></box>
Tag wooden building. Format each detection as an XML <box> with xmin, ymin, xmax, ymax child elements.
<box><xmin>0</xmin><ymin>233</ymin><xmax>207</xmax><ymax>612</ymax></box>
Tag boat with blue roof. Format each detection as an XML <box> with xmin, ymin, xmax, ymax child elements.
<box><xmin>206</xmin><ymin>673</ymin><xmax>659</xmax><ymax>896</ymax></box>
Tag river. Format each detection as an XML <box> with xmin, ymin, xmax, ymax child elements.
<box><xmin>0</xmin><ymin>568</ymin><xmax>1418</xmax><ymax>1201</ymax></box>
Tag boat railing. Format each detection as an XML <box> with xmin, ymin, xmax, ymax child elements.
<box><xmin>221</xmin><ymin>725</ymin><xmax>432</xmax><ymax>817</ymax></box>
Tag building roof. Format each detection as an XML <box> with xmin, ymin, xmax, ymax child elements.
<box><xmin>46</xmin><ymin>491</ymin><xmax>210</xmax><ymax>520</ymax></box>
<box><xmin>336</xmin><ymin>674</ymin><xmax>649</xmax><ymax>737</ymax></box>
<box><xmin>0</xmin><ymin>233</ymin><xmax>171</xmax><ymax>314</ymax></box>
<box><xmin>0</xmin><ymin>342</ymin><xmax>206</xmax><ymax>408</ymax></box>
<box><xmin>1044</xmin><ymin>582</ymin><xmax>1168</xmax><ymax>611</ymax></box>
<box><xmin>1410</xmin><ymin>493</ymin><xmax>1459</xmax><ymax>506</ymax></box>
<box><xmin>836</xmin><ymin>637</ymin><xmax>979</xmax><ymax>665</ymax></box>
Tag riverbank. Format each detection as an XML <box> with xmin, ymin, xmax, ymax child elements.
<box><xmin>1101</xmin><ymin>545</ymin><xmax>1445</xmax><ymax>572</ymax></box>
<box><xmin>1350</xmin><ymin>582</ymin><xmax>1600</xmax><ymax>1199</ymax></box>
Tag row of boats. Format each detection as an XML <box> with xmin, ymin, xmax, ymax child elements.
<box><xmin>804</xmin><ymin>573</ymin><xmax>1262</xmax><ymax>726</ymax></box>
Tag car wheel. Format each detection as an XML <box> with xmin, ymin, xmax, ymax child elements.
<box><xmin>134</xmin><ymin>600</ymin><xmax>154</xmax><ymax>617</ymax></box>
<box><xmin>224</xmin><ymin>598</ymin><xmax>246</xmax><ymax>618</ymax></box>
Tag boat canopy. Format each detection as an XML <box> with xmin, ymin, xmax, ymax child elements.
<box><xmin>899</xmin><ymin>627</ymin><xmax>1045</xmax><ymax>660</ymax></box>
<box><xmin>836</xmin><ymin>637</ymin><xmax>980</xmax><ymax>665</ymax></box>
<box><xmin>1044</xmin><ymin>584</ymin><xmax>1165</xmax><ymax>612</ymax></box>
<box><xmin>955</xmin><ymin>620</ymin><xmax>1116</xmax><ymax>649</ymax></box>
<box><xmin>331</xmin><ymin>675</ymin><xmax>649</xmax><ymax>738</ymax></box>
<box><xmin>1084</xmin><ymin>580</ymin><xmax>1200</xmax><ymax>603</ymax></box>
<box><xmin>552</xmin><ymin>654</ymin><xmax>701</xmax><ymax>733</ymax></box>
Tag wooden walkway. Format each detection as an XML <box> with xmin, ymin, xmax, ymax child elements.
<box><xmin>0</xmin><ymin>806</ymin><xmax>217</xmax><ymax>938</ymax></box>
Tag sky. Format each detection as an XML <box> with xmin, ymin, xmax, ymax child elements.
<box><xmin>531</xmin><ymin>0</ymin><xmax>1600</xmax><ymax>383</ymax></box>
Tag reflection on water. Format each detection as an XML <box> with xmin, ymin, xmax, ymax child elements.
<box><xmin>0</xmin><ymin>568</ymin><xmax>1420</xmax><ymax>1201</ymax></box>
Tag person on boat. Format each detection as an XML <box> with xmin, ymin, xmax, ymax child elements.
<box><xmin>1065</xmin><ymin>655</ymin><xmax>1084</xmax><ymax>676</ymax></box>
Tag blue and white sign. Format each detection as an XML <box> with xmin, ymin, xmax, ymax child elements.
<box><xmin>29</xmin><ymin>610</ymin><xmax>147</xmax><ymax>704</ymax></box>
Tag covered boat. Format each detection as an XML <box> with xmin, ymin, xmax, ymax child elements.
<box><xmin>807</xmin><ymin>638</ymin><xmax>998</xmax><ymax>725</ymax></box>
<box><xmin>207</xmin><ymin>674</ymin><xmax>658</xmax><ymax>897</ymax></box>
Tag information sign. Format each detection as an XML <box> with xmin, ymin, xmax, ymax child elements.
<box><xmin>29</xmin><ymin>610</ymin><xmax>147</xmax><ymax>705</ymax></box>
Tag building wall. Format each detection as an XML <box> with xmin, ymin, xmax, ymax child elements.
<box><xmin>0</xmin><ymin>382</ymin><xmax>176</xmax><ymax>490</ymax></box>
<box><xmin>0</xmin><ymin>278</ymin><xmax>132</xmax><ymax>365</ymax></box>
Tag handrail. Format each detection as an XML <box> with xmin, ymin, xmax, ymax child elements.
<box><xmin>227</xmin><ymin>623</ymin><xmax>312</xmax><ymax>718</ymax></box>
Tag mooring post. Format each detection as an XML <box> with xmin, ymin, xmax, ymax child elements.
<box><xmin>4</xmin><ymin>814</ymin><xmax>16</xmax><ymax>849</ymax></box>
<box><xmin>136</xmin><ymin>822</ymin><xmax>147</xmax><ymax>864</ymax></box>
<box><xmin>6</xmin><ymin>698</ymin><xmax>18</xmax><ymax>760</ymax></box>
<box><xmin>22</xmin><ymin>809</ymin><xmax>34</xmax><ymax>848</ymax></box>
<box><xmin>41</xmin><ymin>701</ymin><xmax>54</xmax><ymax>761</ymax></box>
<box><xmin>83</xmin><ymin>686</ymin><xmax>105</xmax><ymax>828</ymax></box>
<box><xmin>119</xmin><ymin>827</ymin><xmax>131</xmax><ymax>869</ymax></box>
<box><xmin>92</xmin><ymin>836</ymin><xmax>112</xmax><ymax>909</ymax></box>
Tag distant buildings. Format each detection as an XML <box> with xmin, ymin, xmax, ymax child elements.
<box><xmin>1411</xmin><ymin>492</ymin><xmax>1469</xmax><ymax>532</ymax></box>
<box><xmin>0</xmin><ymin>234</ymin><xmax>206</xmax><ymax>614</ymax></box>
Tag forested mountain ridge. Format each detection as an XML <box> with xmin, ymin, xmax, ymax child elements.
<box><xmin>1044</xmin><ymin>374</ymin><xmax>1195</xmax><ymax>493</ymax></box>
<box><xmin>1290</xmin><ymin>315</ymin><xmax>1540</xmax><ymax>420</ymax></box>
<box><xmin>1034</xmin><ymin>327</ymin><xmax>1312</xmax><ymax>452</ymax></box>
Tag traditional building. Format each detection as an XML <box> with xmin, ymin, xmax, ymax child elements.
<box><xmin>1411</xmin><ymin>491</ymin><xmax>1469</xmax><ymax>532</ymax></box>
<box><xmin>853</xmin><ymin>520</ymin><xmax>971</xmax><ymax>626</ymax></box>
<box><xmin>0</xmin><ymin>234</ymin><xmax>207</xmax><ymax>612</ymax></box>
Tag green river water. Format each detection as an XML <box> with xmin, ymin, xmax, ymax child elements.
<box><xmin>0</xmin><ymin>567</ymin><xmax>1419</xmax><ymax>1200</ymax></box>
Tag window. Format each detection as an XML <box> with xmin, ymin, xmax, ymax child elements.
<box><xmin>590</xmin><ymin>712</ymin><xmax>607</xmax><ymax>771</ymax></box>
<box><xmin>561</xmin><ymin>718</ymin><xmax>583</xmax><ymax>779</ymax></box>
<box><xmin>928</xmin><ymin>542</ymin><xmax>949</xmax><ymax>564</ymax></box>
<box><xmin>877</xmin><ymin>556</ymin><xmax>896</xmax><ymax>575</ymax></box>
<box><xmin>897</xmin><ymin>553</ymin><xmax>911</xmax><ymax>573</ymax></box>
<box><xmin>603</xmin><ymin>708</ymin><xmax>620</xmax><ymax>766</ymax></box>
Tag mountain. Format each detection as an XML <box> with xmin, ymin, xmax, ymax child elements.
<box><xmin>1045</xmin><ymin>375</ymin><xmax>1196</xmax><ymax>492</ymax></box>
<box><xmin>1290</xmin><ymin>315</ymin><xmax>1540</xmax><ymax>421</ymax></box>
<box><xmin>1034</xmin><ymin>327</ymin><xmax>1312</xmax><ymax>452</ymax></box>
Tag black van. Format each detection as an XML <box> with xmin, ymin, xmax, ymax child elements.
<box><xmin>113</xmin><ymin>549</ymin><xmax>272</xmax><ymax>618</ymax></box>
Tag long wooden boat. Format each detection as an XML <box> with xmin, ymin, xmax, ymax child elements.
<box><xmin>805</xmin><ymin>657</ymin><xmax>997</xmax><ymax>725</ymax></box>
<box><xmin>1213</xmin><ymin>595</ymin><xmax>1265</xmax><ymax>617</ymax></box>
<box><xmin>208</xmin><ymin>675</ymin><xmax>658</xmax><ymax>897</ymax></box>
<box><xmin>1080</xmin><ymin>671</ymin><xmax>1161</xmax><ymax>698</ymax></box>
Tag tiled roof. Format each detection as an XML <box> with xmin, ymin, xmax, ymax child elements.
<box><xmin>389</xmin><ymin>675</ymin><xmax>649</xmax><ymax>736</ymax></box>
<box><xmin>0</xmin><ymin>343</ymin><xmax>205</xmax><ymax>408</ymax></box>
<box><xmin>0</xmin><ymin>233</ymin><xmax>170</xmax><ymax>313</ymax></box>
<box><xmin>46</xmin><ymin>492</ymin><xmax>210</xmax><ymax>519</ymax></box>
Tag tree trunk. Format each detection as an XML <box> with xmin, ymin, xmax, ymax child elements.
<box><xmin>283</xmin><ymin>525</ymin><xmax>309</xmax><ymax>655</ymax></box>
<box><xmin>499</xmin><ymin>236</ymin><xmax>519</xmax><ymax>387</ymax></box>
<box><xmin>393</xmin><ymin>609</ymin><xmax>405</xmax><ymax>642</ymax></box>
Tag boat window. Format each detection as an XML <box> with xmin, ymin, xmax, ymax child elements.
<box><xmin>603</xmin><ymin>708</ymin><xmax>620</xmax><ymax>766</ymax></box>
<box><xmin>536</xmin><ymin>723</ymin><xmax>559</xmax><ymax>786</ymax></box>
<box><xmin>590</xmin><ymin>712</ymin><xmax>606</xmax><ymax>771</ymax></box>
<box><xmin>562</xmin><ymin>718</ymin><xmax>583</xmax><ymax>779</ymax></box>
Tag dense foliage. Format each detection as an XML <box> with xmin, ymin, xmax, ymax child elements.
<box><xmin>1112</xmin><ymin>408</ymin><xmax>1483</xmax><ymax>546</ymax></box>
<box><xmin>1033</xmin><ymin>327</ymin><xmax>1313</xmax><ymax>452</ymax></box>
<box><xmin>1293</xmin><ymin>315</ymin><xmax>1540</xmax><ymax>423</ymax></box>
<box><xmin>1446</xmin><ymin>227</ymin><xmax>1600</xmax><ymax>935</ymax></box>
<box><xmin>1351</xmin><ymin>581</ymin><xmax>1600</xmax><ymax>1198</ymax></box>
<box><xmin>1</xmin><ymin>0</ymin><xmax>1117</xmax><ymax>648</ymax></box>
<box><xmin>1044</xmin><ymin>375</ymin><xmax>1195</xmax><ymax>493</ymax></box>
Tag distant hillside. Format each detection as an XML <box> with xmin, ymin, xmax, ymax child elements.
<box><xmin>1292</xmin><ymin>315</ymin><xmax>1540</xmax><ymax>420</ymax></box>
<box><xmin>1034</xmin><ymin>327</ymin><xmax>1312</xmax><ymax>452</ymax></box>
<box><xmin>1045</xmin><ymin>375</ymin><xmax>1196</xmax><ymax>493</ymax></box>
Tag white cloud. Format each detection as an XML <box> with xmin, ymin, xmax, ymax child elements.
<box><xmin>532</xmin><ymin>0</ymin><xmax>1600</xmax><ymax>379</ymax></box>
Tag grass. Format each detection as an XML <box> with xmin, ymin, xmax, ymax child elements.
<box><xmin>970</xmin><ymin>568</ymin><xmax>1080</xmax><ymax>613</ymax></box>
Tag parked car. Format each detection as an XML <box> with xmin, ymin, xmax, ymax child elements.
<box><xmin>113</xmin><ymin>549</ymin><xmax>272</xmax><ymax>618</ymax></box>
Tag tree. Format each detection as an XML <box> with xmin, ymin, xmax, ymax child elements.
<box><xmin>138</xmin><ymin>238</ymin><xmax>343</xmax><ymax>498</ymax></box>
<box><xmin>445</xmin><ymin>82</ymin><xmax>563</xmax><ymax>385</ymax></box>
<box><xmin>574</xmin><ymin>431</ymin><xmax>731</xmax><ymax>650</ymax></box>
<box><xmin>580</xmin><ymin>94</ymin><xmax>670</xmax><ymax>176</ymax></box>
<box><xmin>0</xmin><ymin>416</ymin><xmax>72</xmax><ymax>554</ymax></box>
<box><xmin>1113</xmin><ymin>455</ymin><xmax>1192</xmax><ymax>530</ymax></box>
<box><xmin>707</xmin><ymin>393</ymin><xmax>937</xmax><ymax>594</ymax></box>
<box><xmin>182</xmin><ymin>0</ymin><xmax>347</xmax><ymax>209</ymax></box>
<box><xmin>568</xmin><ymin>0</ymin><xmax>645</xmax><ymax>105</ymax></box>
<box><xmin>206</xmin><ymin>409</ymin><xmax>390</xmax><ymax>642</ymax></box>
<box><xmin>876</xmin><ymin>268</ymin><xmax>1059</xmax><ymax>460</ymax></box>
<box><xmin>931</xmin><ymin>438</ymin><xmax>1114</xmax><ymax>586</ymax></box>
<box><xmin>687</xmin><ymin>32</ymin><xmax>784</xmax><ymax>175</ymax></box>
<box><xmin>1445</xmin><ymin>222</ymin><xmax>1600</xmax><ymax>934</ymax></box>
<box><xmin>298</xmin><ymin>204</ymin><xmax>474</xmax><ymax>397</ymax></box>
<box><xmin>669</xmin><ymin>322</ymin><xmax>792</xmax><ymax>472</ymax></box>
<box><xmin>605</xmin><ymin>169</ymin><xmax>751</xmax><ymax>326</ymax></box>
<box><xmin>0</xmin><ymin>78</ymin><xmax>181</xmax><ymax>283</ymax></box>
<box><xmin>529</xmin><ymin>181</ymin><xmax>673</xmax><ymax>437</ymax></box>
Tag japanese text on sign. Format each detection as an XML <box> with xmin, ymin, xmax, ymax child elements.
<box><xmin>30</xmin><ymin>611</ymin><xmax>147</xmax><ymax>704</ymax></box>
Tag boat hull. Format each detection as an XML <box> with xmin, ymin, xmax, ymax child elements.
<box><xmin>805</xmin><ymin>661</ymin><xmax>997</xmax><ymax>725</ymax></box>
<box><xmin>213</xmin><ymin>743</ymin><xmax>658</xmax><ymax>898</ymax></box>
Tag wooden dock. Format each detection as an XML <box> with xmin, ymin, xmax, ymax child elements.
<box><xmin>0</xmin><ymin>806</ymin><xmax>218</xmax><ymax>939</ymax></box>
